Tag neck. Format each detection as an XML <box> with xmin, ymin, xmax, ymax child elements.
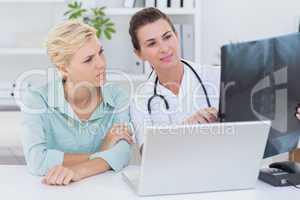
<box><xmin>156</xmin><ymin>61</ymin><xmax>184</xmax><ymax>95</ymax></box>
<box><xmin>64</xmin><ymin>80</ymin><xmax>101</xmax><ymax>113</ymax></box>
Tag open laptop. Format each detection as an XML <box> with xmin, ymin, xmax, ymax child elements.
<box><xmin>122</xmin><ymin>121</ymin><xmax>271</xmax><ymax>196</ymax></box>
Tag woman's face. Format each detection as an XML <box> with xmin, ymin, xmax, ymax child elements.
<box><xmin>63</xmin><ymin>36</ymin><xmax>106</xmax><ymax>87</ymax></box>
<box><xmin>135</xmin><ymin>19</ymin><xmax>181</xmax><ymax>71</ymax></box>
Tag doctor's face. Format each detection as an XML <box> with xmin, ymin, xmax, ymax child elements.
<box><xmin>135</xmin><ymin>19</ymin><xmax>181</xmax><ymax>71</ymax></box>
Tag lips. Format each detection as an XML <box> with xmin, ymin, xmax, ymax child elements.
<box><xmin>160</xmin><ymin>54</ymin><xmax>173</xmax><ymax>63</ymax></box>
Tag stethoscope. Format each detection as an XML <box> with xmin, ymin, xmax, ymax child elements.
<box><xmin>147</xmin><ymin>59</ymin><xmax>211</xmax><ymax>115</ymax></box>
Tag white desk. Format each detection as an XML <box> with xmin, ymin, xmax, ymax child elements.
<box><xmin>0</xmin><ymin>165</ymin><xmax>298</xmax><ymax>200</ymax></box>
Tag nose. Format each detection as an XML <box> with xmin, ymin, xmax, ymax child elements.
<box><xmin>94</xmin><ymin>53</ymin><xmax>106</xmax><ymax>70</ymax></box>
<box><xmin>159</xmin><ymin>40</ymin><xmax>169</xmax><ymax>54</ymax></box>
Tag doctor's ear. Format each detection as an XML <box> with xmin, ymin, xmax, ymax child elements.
<box><xmin>134</xmin><ymin>49</ymin><xmax>145</xmax><ymax>61</ymax></box>
<box><xmin>175</xmin><ymin>31</ymin><xmax>179</xmax><ymax>40</ymax></box>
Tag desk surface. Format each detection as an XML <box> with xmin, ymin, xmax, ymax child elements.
<box><xmin>0</xmin><ymin>165</ymin><xmax>298</xmax><ymax>200</ymax></box>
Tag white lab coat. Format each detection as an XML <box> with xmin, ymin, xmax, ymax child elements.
<box><xmin>130</xmin><ymin>60</ymin><xmax>221</xmax><ymax>147</ymax></box>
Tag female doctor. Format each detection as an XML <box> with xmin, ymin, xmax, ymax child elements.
<box><xmin>129</xmin><ymin>7</ymin><xmax>221</xmax><ymax>151</ymax></box>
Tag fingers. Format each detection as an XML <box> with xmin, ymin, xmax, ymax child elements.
<box><xmin>183</xmin><ymin>107</ymin><xmax>219</xmax><ymax>124</ymax></box>
<box><xmin>296</xmin><ymin>107</ymin><xmax>300</xmax><ymax>120</ymax></box>
<box><xmin>48</xmin><ymin>166</ymin><xmax>64</xmax><ymax>185</ymax></box>
<box><xmin>113</xmin><ymin>133</ymin><xmax>134</xmax><ymax>145</ymax></box>
<box><xmin>43</xmin><ymin>166</ymin><xmax>74</xmax><ymax>186</ymax></box>
<box><xmin>111</xmin><ymin>123</ymin><xmax>132</xmax><ymax>136</ymax></box>
<box><xmin>193</xmin><ymin>112</ymin><xmax>208</xmax><ymax>123</ymax></box>
<box><xmin>102</xmin><ymin>123</ymin><xmax>134</xmax><ymax>150</ymax></box>
<box><xmin>295</xmin><ymin>107</ymin><xmax>300</xmax><ymax>120</ymax></box>
<box><xmin>194</xmin><ymin>109</ymin><xmax>217</xmax><ymax>123</ymax></box>
<box><xmin>203</xmin><ymin>108</ymin><xmax>218</xmax><ymax>122</ymax></box>
<box><xmin>63</xmin><ymin>170</ymin><xmax>74</xmax><ymax>185</ymax></box>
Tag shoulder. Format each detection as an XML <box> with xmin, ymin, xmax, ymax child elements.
<box><xmin>17</xmin><ymin>83</ymin><xmax>49</xmax><ymax>112</ymax></box>
<box><xmin>182</xmin><ymin>59</ymin><xmax>221</xmax><ymax>81</ymax></box>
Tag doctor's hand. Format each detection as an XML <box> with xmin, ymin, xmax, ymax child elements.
<box><xmin>100</xmin><ymin>123</ymin><xmax>133</xmax><ymax>152</ymax></box>
<box><xmin>183</xmin><ymin>107</ymin><xmax>218</xmax><ymax>124</ymax></box>
<box><xmin>296</xmin><ymin>105</ymin><xmax>300</xmax><ymax>120</ymax></box>
<box><xmin>42</xmin><ymin>165</ymin><xmax>82</xmax><ymax>186</ymax></box>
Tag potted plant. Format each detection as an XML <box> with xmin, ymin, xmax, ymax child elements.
<box><xmin>64</xmin><ymin>1</ymin><xmax>116</xmax><ymax>40</ymax></box>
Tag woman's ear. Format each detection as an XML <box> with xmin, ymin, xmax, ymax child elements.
<box><xmin>57</xmin><ymin>64</ymin><xmax>69</xmax><ymax>80</ymax></box>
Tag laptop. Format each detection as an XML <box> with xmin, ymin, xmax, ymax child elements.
<box><xmin>122</xmin><ymin>121</ymin><xmax>271</xmax><ymax>196</ymax></box>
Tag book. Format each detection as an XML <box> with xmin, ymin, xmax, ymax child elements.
<box><xmin>181</xmin><ymin>24</ymin><xmax>194</xmax><ymax>61</ymax></box>
<box><xmin>170</xmin><ymin>0</ymin><xmax>181</xmax><ymax>8</ymax></box>
<box><xmin>182</xmin><ymin>0</ymin><xmax>194</xmax><ymax>8</ymax></box>
<box><xmin>145</xmin><ymin>0</ymin><xmax>156</xmax><ymax>7</ymax></box>
<box><xmin>156</xmin><ymin>0</ymin><xmax>168</xmax><ymax>8</ymax></box>
<box><xmin>123</xmin><ymin>0</ymin><xmax>135</xmax><ymax>8</ymax></box>
<box><xmin>174</xmin><ymin>24</ymin><xmax>184</xmax><ymax>58</ymax></box>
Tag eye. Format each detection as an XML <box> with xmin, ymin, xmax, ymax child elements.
<box><xmin>164</xmin><ymin>34</ymin><xmax>172</xmax><ymax>40</ymax></box>
<box><xmin>84</xmin><ymin>57</ymin><xmax>92</xmax><ymax>63</ymax></box>
<box><xmin>99</xmin><ymin>48</ymin><xmax>104</xmax><ymax>55</ymax></box>
<box><xmin>147</xmin><ymin>42</ymin><xmax>156</xmax><ymax>47</ymax></box>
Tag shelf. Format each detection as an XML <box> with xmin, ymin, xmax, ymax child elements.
<box><xmin>0</xmin><ymin>1</ymin><xmax>196</xmax><ymax>15</ymax></box>
<box><xmin>106</xmin><ymin>8</ymin><xmax>196</xmax><ymax>15</ymax></box>
<box><xmin>0</xmin><ymin>48</ymin><xmax>46</xmax><ymax>55</ymax></box>
<box><xmin>0</xmin><ymin>0</ymin><xmax>64</xmax><ymax>2</ymax></box>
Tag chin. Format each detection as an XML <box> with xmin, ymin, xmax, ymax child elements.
<box><xmin>159</xmin><ymin>59</ymin><xmax>176</xmax><ymax>69</ymax></box>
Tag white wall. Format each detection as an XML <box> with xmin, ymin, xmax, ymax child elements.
<box><xmin>201</xmin><ymin>0</ymin><xmax>300</xmax><ymax>65</ymax></box>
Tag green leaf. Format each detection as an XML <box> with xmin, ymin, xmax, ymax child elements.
<box><xmin>104</xmin><ymin>30</ymin><xmax>112</xmax><ymax>40</ymax></box>
<box><xmin>63</xmin><ymin>2</ymin><xmax>115</xmax><ymax>40</ymax></box>
<box><xmin>102</xmin><ymin>18</ymin><xmax>110</xmax><ymax>25</ymax></box>
<box><xmin>106</xmin><ymin>22</ymin><xmax>114</xmax><ymax>27</ymax></box>
<box><xmin>105</xmin><ymin>27</ymin><xmax>116</xmax><ymax>33</ymax></box>
<box><xmin>96</xmin><ymin>29</ymin><xmax>102</xmax><ymax>38</ymax></box>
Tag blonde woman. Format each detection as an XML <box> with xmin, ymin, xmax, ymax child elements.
<box><xmin>20</xmin><ymin>21</ymin><xmax>133</xmax><ymax>185</ymax></box>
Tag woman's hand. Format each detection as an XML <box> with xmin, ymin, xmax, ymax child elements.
<box><xmin>100</xmin><ymin>123</ymin><xmax>133</xmax><ymax>151</ymax></box>
<box><xmin>296</xmin><ymin>105</ymin><xmax>300</xmax><ymax>120</ymax></box>
<box><xmin>183</xmin><ymin>107</ymin><xmax>218</xmax><ymax>125</ymax></box>
<box><xmin>42</xmin><ymin>165</ymin><xmax>81</xmax><ymax>186</ymax></box>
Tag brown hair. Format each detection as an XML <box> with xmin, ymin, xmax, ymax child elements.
<box><xmin>129</xmin><ymin>7</ymin><xmax>176</xmax><ymax>51</ymax></box>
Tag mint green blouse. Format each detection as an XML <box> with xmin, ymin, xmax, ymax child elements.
<box><xmin>20</xmin><ymin>75</ymin><xmax>131</xmax><ymax>176</ymax></box>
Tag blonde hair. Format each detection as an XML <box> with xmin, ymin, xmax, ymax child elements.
<box><xmin>46</xmin><ymin>20</ymin><xmax>97</xmax><ymax>67</ymax></box>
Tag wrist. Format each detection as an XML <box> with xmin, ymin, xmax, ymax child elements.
<box><xmin>70</xmin><ymin>166</ymin><xmax>84</xmax><ymax>181</ymax></box>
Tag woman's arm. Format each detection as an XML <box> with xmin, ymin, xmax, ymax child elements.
<box><xmin>43</xmin><ymin>157</ymin><xmax>110</xmax><ymax>185</ymax></box>
<box><xmin>63</xmin><ymin>153</ymin><xmax>90</xmax><ymax>167</ymax></box>
<box><xmin>21</xmin><ymin>90</ymin><xmax>94</xmax><ymax>175</ymax></box>
<box><xmin>43</xmin><ymin>134</ymin><xmax>132</xmax><ymax>185</ymax></box>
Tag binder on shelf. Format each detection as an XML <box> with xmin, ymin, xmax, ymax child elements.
<box><xmin>156</xmin><ymin>0</ymin><xmax>168</xmax><ymax>8</ymax></box>
<box><xmin>123</xmin><ymin>0</ymin><xmax>136</xmax><ymax>8</ymax></box>
<box><xmin>167</xmin><ymin>0</ymin><xmax>171</xmax><ymax>7</ymax></box>
<box><xmin>174</xmin><ymin>24</ymin><xmax>184</xmax><ymax>58</ymax></box>
<box><xmin>145</xmin><ymin>0</ymin><xmax>156</xmax><ymax>7</ymax></box>
<box><xmin>183</xmin><ymin>0</ymin><xmax>194</xmax><ymax>8</ymax></box>
<box><xmin>170</xmin><ymin>0</ymin><xmax>181</xmax><ymax>8</ymax></box>
<box><xmin>181</xmin><ymin>24</ymin><xmax>194</xmax><ymax>61</ymax></box>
